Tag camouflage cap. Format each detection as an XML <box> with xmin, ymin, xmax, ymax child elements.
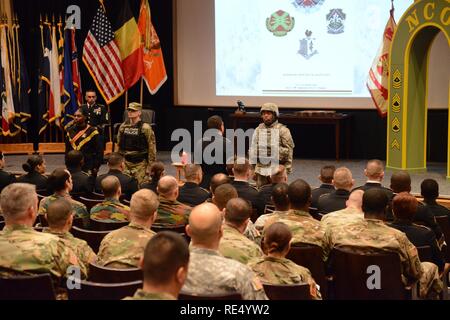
<box><xmin>127</xmin><ymin>102</ymin><xmax>142</xmax><ymax>111</ymax></box>
<box><xmin>260</xmin><ymin>103</ymin><xmax>279</xmax><ymax>117</ymax></box>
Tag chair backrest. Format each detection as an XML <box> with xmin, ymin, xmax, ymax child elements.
<box><xmin>0</xmin><ymin>273</ymin><xmax>56</xmax><ymax>300</ymax></box>
<box><xmin>178</xmin><ymin>291</ymin><xmax>242</xmax><ymax>300</ymax></box>
<box><xmin>0</xmin><ymin>220</ymin><xmax>4</xmax><ymax>231</ymax></box>
<box><xmin>435</xmin><ymin>215</ymin><xmax>450</xmax><ymax>261</ymax></box>
<box><xmin>416</xmin><ymin>245</ymin><xmax>433</xmax><ymax>263</ymax></box>
<box><xmin>309</xmin><ymin>207</ymin><xmax>324</xmax><ymax>221</ymax></box>
<box><xmin>90</xmin><ymin>219</ymin><xmax>129</xmax><ymax>231</ymax></box>
<box><xmin>286</xmin><ymin>243</ymin><xmax>327</xmax><ymax>299</ymax></box>
<box><xmin>89</xmin><ymin>262</ymin><xmax>142</xmax><ymax>283</ymax></box>
<box><xmin>329</xmin><ymin>247</ymin><xmax>408</xmax><ymax>300</ymax></box>
<box><xmin>89</xmin><ymin>192</ymin><xmax>105</xmax><ymax>200</ymax></box>
<box><xmin>264</xmin><ymin>204</ymin><xmax>275</xmax><ymax>215</ymax></box>
<box><xmin>78</xmin><ymin>196</ymin><xmax>104</xmax><ymax>211</ymax></box>
<box><xmin>151</xmin><ymin>223</ymin><xmax>186</xmax><ymax>234</ymax></box>
<box><xmin>67</xmin><ymin>279</ymin><xmax>142</xmax><ymax>300</ymax></box>
<box><xmin>263</xmin><ymin>283</ymin><xmax>311</xmax><ymax>300</ymax></box>
<box><xmin>70</xmin><ymin>226</ymin><xmax>110</xmax><ymax>253</ymax></box>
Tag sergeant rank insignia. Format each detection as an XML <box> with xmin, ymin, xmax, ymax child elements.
<box><xmin>292</xmin><ymin>0</ymin><xmax>325</xmax><ymax>13</ymax></box>
<box><xmin>266</xmin><ymin>10</ymin><xmax>295</xmax><ymax>37</ymax></box>
<box><xmin>298</xmin><ymin>30</ymin><xmax>318</xmax><ymax>59</ymax></box>
<box><xmin>326</xmin><ymin>9</ymin><xmax>346</xmax><ymax>34</ymax></box>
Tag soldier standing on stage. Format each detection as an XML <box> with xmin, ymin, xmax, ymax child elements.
<box><xmin>66</xmin><ymin>108</ymin><xmax>102</xmax><ymax>176</ymax></box>
<box><xmin>117</xmin><ymin>102</ymin><xmax>156</xmax><ymax>185</ymax></box>
<box><xmin>81</xmin><ymin>89</ymin><xmax>110</xmax><ymax>151</ymax></box>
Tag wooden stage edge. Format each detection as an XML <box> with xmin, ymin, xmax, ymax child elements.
<box><xmin>0</xmin><ymin>143</ymin><xmax>113</xmax><ymax>155</ymax></box>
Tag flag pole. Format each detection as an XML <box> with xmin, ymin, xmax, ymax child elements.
<box><xmin>140</xmin><ymin>78</ymin><xmax>144</xmax><ymax>105</ymax></box>
<box><xmin>125</xmin><ymin>90</ymin><xmax>128</xmax><ymax>108</ymax></box>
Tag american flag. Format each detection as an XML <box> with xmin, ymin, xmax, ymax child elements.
<box><xmin>83</xmin><ymin>6</ymin><xmax>125</xmax><ymax>104</ymax></box>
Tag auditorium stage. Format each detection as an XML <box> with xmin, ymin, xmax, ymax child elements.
<box><xmin>3</xmin><ymin>152</ymin><xmax>450</xmax><ymax>196</ymax></box>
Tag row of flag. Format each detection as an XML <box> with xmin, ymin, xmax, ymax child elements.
<box><xmin>37</xmin><ymin>0</ymin><xmax>166</xmax><ymax>135</ymax></box>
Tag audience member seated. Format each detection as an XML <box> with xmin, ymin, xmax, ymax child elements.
<box><xmin>177</xmin><ymin>164</ymin><xmax>209</xmax><ymax>206</ymax></box>
<box><xmin>65</xmin><ymin>150</ymin><xmax>94</xmax><ymax>195</ymax></box>
<box><xmin>389</xmin><ymin>192</ymin><xmax>446</xmax><ymax>272</ymax></box>
<box><xmin>17</xmin><ymin>155</ymin><xmax>48</xmax><ymax>191</ymax></box>
<box><xmin>39</xmin><ymin>168</ymin><xmax>89</xmax><ymax>228</ymax></box>
<box><xmin>0</xmin><ymin>183</ymin><xmax>81</xmax><ymax>297</ymax></box>
<box><xmin>182</xmin><ymin>203</ymin><xmax>268</xmax><ymax>300</ymax></box>
<box><xmin>0</xmin><ymin>151</ymin><xmax>16</xmax><ymax>193</ymax></box>
<box><xmin>90</xmin><ymin>176</ymin><xmax>130</xmax><ymax>222</ymax></box>
<box><xmin>218</xmin><ymin>198</ymin><xmax>264</xmax><ymax>265</ymax></box>
<box><xmin>257</xmin><ymin>165</ymin><xmax>288</xmax><ymax>210</ymax></box>
<box><xmin>98</xmin><ymin>189</ymin><xmax>158</xmax><ymax>268</ymax></box>
<box><xmin>44</xmin><ymin>198</ymin><xmax>96</xmax><ymax>277</ymax></box>
<box><xmin>321</xmin><ymin>190</ymin><xmax>364</xmax><ymax>231</ymax></box>
<box><xmin>421</xmin><ymin>178</ymin><xmax>450</xmax><ymax>218</ymax></box>
<box><xmin>231</xmin><ymin>158</ymin><xmax>263</xmax><ymax>216</ymax></box>
<box><xmin>255</xmin><ymin>183</ymin><xmax>290</xmax><ymax>231</ymax></box>
<box><xmin>317</xmin><ymin>167</ymin><xmax>354</xmax><ymax>214</ymax></box>
<box><xmin>265</xmin><ymin>179</ymin><xmax>324</xmax><ymax>249</ymax></box>
<box><xmin>140</xmin><ymin>162</ymin><xmax>165</xmax><ymax>194</ymax></box>
<box><xmin>353</xmin><ymin>159</ymin><xmax>394</xmax><ymax>200</ymax></box>
<box><xmin>323</xmin><ymin>188</ymin><xmax>443</xmax><ymax>299</ymax></box>
<box><xmin>124</xmin><ymin>232</ymin><xmax>190</xmax><ymax>300</ymax></box>
<box><xmin>389</xmin><ymin>171</ymin><xmax>443</xmax><ymax>242</ymax></box>
<box><xmin>249</xmin><ymin>222</ymin><xmax>321</xmax><ymax>300</ymax></box>
<box><xmin>209</xmin><ymin>173</ymin><xmax>230</xmax><ymax>198</ymax></box>
<box><xmin>311</xmin><ymin>165</ymin><xmax>335</xmax><ymax>208</ymax></box>
<box><xmin>156</xmin><ymin>176</ymin><xmax>191</xmax><ymax>227</ymax></box>
<box><xmin>95</xmin><ymin>153</ymin><xmax>138</xmax><ymax>200</ymax></box>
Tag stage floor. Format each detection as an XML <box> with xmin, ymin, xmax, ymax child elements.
<box><xmin>4</xmin><ymin>152</ymin><xmax>450</xmax><ymax>196</ymax></box>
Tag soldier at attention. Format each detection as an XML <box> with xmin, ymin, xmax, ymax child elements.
<box><xmin>249</xmin><ymin>103</ymin><xmax>294</xmax><ymax>188</ymax></box>
<box><xmin>117</xmin><ymin>102</ymin><xmax>156</xmax><ymax>185</ymax></box>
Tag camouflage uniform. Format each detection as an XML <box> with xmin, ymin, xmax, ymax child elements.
<box><xmin>244</xmin><ymin>221</ymin><xmax>262</xmax><ymax>246</ymax></box>
<box><xmin>249</xmin><ymin>103</ymin><xmax>294</xmax><ymax>187</ymax></box>
<box><xmin>323</xmin><ymin>218</ymin><xmax>443</xmax><ymax>299</ymax></box>
<box><xmin>320</xmin><ymin>207</ymin><xmax>364</xmax><ymax>231</ymax></box>
<box><xmin>38</xmin><ymin>193</ymin><xmax>89</xmax><ymax>228</ymax></box>
<box><xmin>254</xmin><ymin>210</ymin><xmax>290</xmax><ymax>231</ymax></box>
<box><xmin>90</xmin><ymin>198</ymin><xmax>130</xmax><ymax>222</ymax></box>
<box><xmin>156</xmin><ymin>195</ymin><xmax>191</xmax><ymax>226</ymax></box>
<box><xmin>43</xmin><ymin>228</ymin><xmax>96</xmax><ymax>278</ymax></box>
<box><xmin>264</xmin><ymin>210</ymin><xmax>325</xmax><ymax>249</ymax></box>
<box><xmin>123</xmin><ymin>290</ymin><xmax>176</xmax><ymax>300</ymax></box>
<box><xmin>97</xmin><ymin>222</ymin><xmax>156</xmax><ymax>268</ymax></box>
<box><xmin>219</xmin><ymin>224</ymin><xmax>264</xmax><ymax>265</ymax></box>
<box><xmin>117</xmin><ymin>119</ymin><xmax>156</xmax><ymax>186</ymax></box>
<box><xmin>182</xmin><ymin>247</ymin><xmax>268</xmax><ymax>300</ymax></box>
<box><xmin>249</xmin><ymin>256</ymin><xmax>322</xmax><ymax>300</ymax></box>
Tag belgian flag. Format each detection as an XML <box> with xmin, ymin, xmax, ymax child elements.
<box><xmin>107</xmin><ymin>1</ymin><xmax>143</xmax><ymax>90</ymax></box>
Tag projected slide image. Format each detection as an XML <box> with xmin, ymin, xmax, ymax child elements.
<box><xmin>215</xmin><ymin>0</ymin><xmax>411</xmax><ymax>98</ymax></box>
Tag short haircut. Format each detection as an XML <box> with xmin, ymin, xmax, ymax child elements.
<box><xmin>184</xmin><ymin>164</ymin><xmax>202</xmax><ymax>181</ymax></box>
<box><xmin>48</xmin><ymin>168</ymin><xmax>71</xmax><ymax>192</ymax></box>
<box><xmin>76</xmin><ymin>107</ymin><xmax>88</xmax><ymax>118</ymax></box>
<box><xmin>272</xmin><ymin>183</ymin><xmax>289</xmax><ymax>208</ymax></box>
<box><xmin>210</xmin><ymin>173</ymin><xmax>229</xmax><ymax>194</ymax></box>
<box><xmin>362</xmin><ymin>188</ymin><xmax>389</xmax><ymax>215</ymax></box>
<box><xmin>213</xmin><ymin>183</ymin><xmax>237</xmax><ymax>210</ymax></box>
<box><xmin>46</xmin><ymin>198</ymin><xmax>73</xmax><ymax>228</ymax></box>
<box><xmin>85</xmin><ymin>89</ymin><xmax>96</xmax><ymax>95</ymax></box>
<box><xmin>130</xmin><ymin>189</ymin><xmax>159</xmax><ymax>219</ymax></box>
<box><xmin>207</xmin><ymin>115</ymin><xmax>223</xmax><ymax>130</ymax></box>
<box><xmin>365</xmin><ymin>159</ymin><xmax>384</xmax><ymax>179</ymax></box>
<box><xmin>390</xmin><ymin>171</ymin><xmax>411</xmax><ymax>193</ymax></box>
<box><xmin>392</xmin><ymin>192</ymin><xmax>418</xmax><ymax>221</ymax></box>
<box><xmin>107</xmin><ymin>153</ymin><xmax>125</xmax><ymax>167</ymax></box>
<box><xmin>23</xmin><ymin>155</ymin><xmax>44</xmax><ymax>173</ymax></box>
<box><xmin>421</xmin><ymin>179</ymin><xmax>439</xmax><ymax>200</ymax></box>
<box><xmin>270</xmin><ymin>165</ymin><xmax>286</xmax><ymax>184</ymax></box>
<box><xmin>142</xmin><ymin>231</ymin><xmax>189</xmax><ymax>285</ymax></box>
<box><xmin>188</xmin><ymin>203</ymin><xmax>223</xmax><ymax>244</ymax></box>
<box><xmin>288</xmin><ymin>179</ymin><xmax>311</xmax><ymax>208</ymax></box>
<box><xmin>320</xmin><ymin>165</ymin><xmax>335</xmax><ymax>184</ymax></box>
<box><xmin>101</xmin><ymin>176</ymin><xmax>121</xmax><ymax>198</ymax></box>
<box><xmin>333</xmin><ymin>167</ymin><xmax>353</xmax><ymax>189</ymax></box>
<box><xmin>225</xmin><ymin>198</ymin><xmax>251</xmax><ymax>225</ymax></box>
<box><xmin>150</xmin><ymin>162</ymin><xmax>165</xmax><ymax>182</ymax></box>
<box><xmin>264</xmin><ymin>222</ymin><xmax>292</xmax><ymax>254</ymax></box>
<box><xmin>157</xmin><ymin>176</ymin><xmax>178</xmax><ymax>196</ymax></box>
<box><xmin>233</xmin><ymin>158</ymin><xmax>250</xmax><ymax>176</ymax></box>
<box><xmin>1</xmin><ymin>183</ymin><xmax>37</xmax><ymax>219</ymax></box>
<box><xmin>65</xmin><ymin>150</ymin><xmax>83</xmax><ymax>168</ymax></box>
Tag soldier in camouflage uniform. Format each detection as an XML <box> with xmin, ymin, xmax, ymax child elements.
<box><xmin>124</xmin><ymin>232</ymin><xmax>189</xmax><ymax>300</ymax></box>
<box><xmin>323</xmin><ymin>189</ymin><xmax>443</xmax><ymax>299</ymax></box>
<box><xmin>156</xmin><ymin>176</ymin><xmax>191</xmax><ymax>226</ymax></box>
<box><xmin>90</xmin><ymin>176</ymin><xmax>130</xmax><ymax>222</ymax></box>
<box><xmin>219</xmin><ymin>198</ymin><xmax>264</xmax><ymax>265</ymax></box>
<box><xmin>117</xmin><ymin>102</ymin><xmax>156</xmax><ymax>185</ymax></box>
<box><xmin>43</xmin><ymin>198</ymin><xmax>96</xmax><ymax>278</ymax></box>
<box><xmin>320</xmin><ymin>190</ymin><xmax>364</xmax><ymax>231</ymax></box>
<box><xmin>183</xmin><ymin>203</ymin><xmax>268</xmax><ymax>300</ymax></box>
<box><xmin>0</xmin><ymin>184</ymin><xmax>80</xmax><ymax>297</ymax></box>
<box><xmin>249</xmin><ymin>103</ymin><xmax>294</xmax><ymax>188</ymax></box>
<box><xmin>98</xmin><ymin>189</ymin><xmax>158</xmax><ymax>268</ymax></box>
<box><xmin>264</xmin><ymin>180</ymin><xmax>324</xmax><ymax>249</ymax></box>
<box><xmin>250</xmin><ymin>222</ymin><xmax>321</xmax><ymax>300</ymax></box>
<box><xmin>38</xmin><ymin>168</ymin><xmax>89</xmax><ymax>228</ymax></box>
